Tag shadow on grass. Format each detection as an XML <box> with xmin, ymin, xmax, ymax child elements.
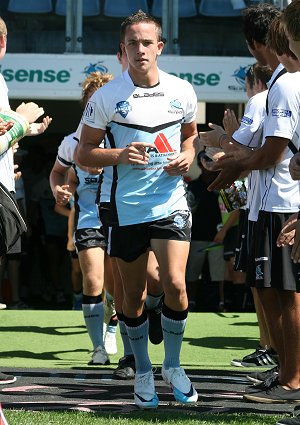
<box><xmin>0</xmin><ymin>325</ymin><xmax>86</xmax><ymax>336</ymax></box>
<box><xmin>183</xmin><ymin>336</ymin><xmax>258</xmax><ymax>351</ymax></box>
<box><xmin>0</xmin><ymin>349</ymin><xmax>88</xmax><ymax>361</ymax></box>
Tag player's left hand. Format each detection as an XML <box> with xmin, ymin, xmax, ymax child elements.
<box><xmin>163</xmin><ymin>151</ymin><xmax>193</xmax><ymax>176</ymax></box>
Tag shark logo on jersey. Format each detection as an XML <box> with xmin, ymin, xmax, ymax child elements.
<box><xmin>83</xmin><ymin>101</ymin><xmax>96</xmax><ymax>122</ymax></box>
<box><xmin>115</xmin><ymin>101</ymin><xmax>132</xmax><ymax>118</ymax></box>
<box><xmin>169</xmin><ymin>99</ymin><xmax>183</xmax><ymax>114</ymax></box>
<box><xmin>272</xmin><ymin>109</ymin><xmax>292</xmax><ymax>118</ymax></box>
<box><xmin>241</xmin><ymin>116</ymin><xmax>253</xmax><ymax>125</ymax></box>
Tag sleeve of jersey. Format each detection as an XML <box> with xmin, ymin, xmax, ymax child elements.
<box><xmin>232</xmin><ymin>94</ymin><xmax>264</xmax><ymax>149</ymax></box>
<box><xmin>57</xmin><ymin>135</ymin><xmax>76</xmax><ymax>167</ymax></box>
<box><xmin>0</xmin><ymin>109</ymin><xmax>29</xmax><ymax>156</ymax></box>
<box><xmin>264</xmin><ymin>80</ymin><xmax>300</xmax><ymax>140</ymax></box>
<box><xmin>81</xmin><ymin>89</ymin><xmax>109</xmax><ymax>130</ymax></box>
<box><xmin>183</xmin><ymin>82</ymin><xmax>198</xmax><ymax>123</ymax></box>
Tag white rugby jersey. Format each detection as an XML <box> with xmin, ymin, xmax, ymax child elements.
<box><xmin>81</xmin><ymin>69</ymin><xmax>197</xmax><ymax>226</ymax></box>
<box><xmin>0</xmin><ymin>74</ymin><xmax>14</xmax><ymax>192</ymax></box>
<box><xmin>56</xmin><ymin>132</ymin><xmax>77</xmax><ymax>167</ymax></box>
<box><xmin>258</xmin><ymin>66</ymin><xmax>300</xmax><ymax>214</ymax></box>
<box><xmin>232</xmin><ymin>90</ymin><xmax>267</xmax><ymax>219</ymax></box>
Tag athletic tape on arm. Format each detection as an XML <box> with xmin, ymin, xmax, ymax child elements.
<box><xmin>0</xmin><ymin>110</ymin><xmax>29</xmax><ymax>156</ymax></box>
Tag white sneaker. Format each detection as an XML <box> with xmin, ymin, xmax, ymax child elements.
<box><xmin>162</xmin><ymin>365</ymin><xmax>198</xmax><ymax>403</ymax></box>
<box><xmin>134</xmin><ymin>370</ymin><xmax>159</xmax><ymax>409</ymax></box>
<box><xmin>104</xmin><ymin>331</ymin><xmax>117</xmax><ymax>355</ymax></box>
<box><xmin>88</xmin><ymin>346</ymin><xmax>110</xmax><ymax>365</ymax></box>
<box><xmin>0</xmin><ymin>303</ymin><xmax>6</xmax><ymax>310</ymax></box>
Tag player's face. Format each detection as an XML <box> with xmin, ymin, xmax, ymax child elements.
<box><xmin>122</xmin><ymin>22</ymin><xmax>164</xmax><ymax>82</ymax></box>
<box><xmin>287</xmin><ymin>34</ymin><xmax>300</xmax><ymax>63</ymax></box>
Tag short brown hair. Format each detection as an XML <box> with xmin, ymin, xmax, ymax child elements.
<box><xmin>81</xmin><ymin>72</ymin><xmax>113</xmax><ymax>107</ymax></box>
<box><xmin>120</xmin><ymin>10</ymin><xmax>162</xmax><ymax>42</ymax></box>
<box><xmin>0</xmin><ymin>17</ymin><xmax>7</xmax><ymax>37</ymax></box>
<box><xmin>267</xmin><ymin>15</ymin><xmax>297</xmax><ymax>60</ymax></box>
<box><xmin>283</xmin><ymin>0</ymin><xmax>300</xmax><ymax>41</ymax></box>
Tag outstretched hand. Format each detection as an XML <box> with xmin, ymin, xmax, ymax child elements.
<box><xmin>27</xmin><ymin>116</ymin><xmax>52</xmax><ymax>136</ymax></box>
<box><xmin>201</xmin><ymin>153</ymin><xmax>242</xmax><ymax>191</ymax></box>
<box><xmin>223</xmin><ymin>109</ymin><xmax>239</xmax><ymax>139</ymax></box>
<box><xmin>199</xmin><ymin>123</ymin><xmax>226</xmax><ymax>148</ymax></box>
<box><xmin>16</xmin><ymin>102</ymin><xmax>45</xmax><ymax>124</ymax></box>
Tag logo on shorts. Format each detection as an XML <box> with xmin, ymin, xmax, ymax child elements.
<box><xmin>272</xmin><ymin>109</ymin><xmax>292</xmax><ymax>118</ymax></box>
<box><xmin>115</xmin><ymin>101</ymin><xmax>132</xmax><ymax>118</ymax></box>
<box><xmin>173</xmin><ymin>214</ymin><xmax>186</xmax><ymax>229</ymax></box>
<box><xmin>241</xmin><ymin>115</ymin><xmax>253</xmax><ymax>125</ymax></box>
<box><xmin>83</xmin><ymin>101</ymin><xmax>96</xmax><ymax>122</ymax></box>
<box><xmin>255</xmin><ymin>264</ymin><xmax>263</xmax><ymax>280</ymax></box>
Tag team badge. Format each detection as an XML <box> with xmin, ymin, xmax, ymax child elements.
<box><xmin>83</xmin><ymin>101</ymin><xmax>96</xmax><ymax>122</ymax></box>
<box><xmin>168</xmin><ymin>99</ymin><xmax>183</xmax><ymax>115</ymax></box>
<box><xmin>115</xmin><ymin>101</ymin><xmax>132</xmax><ymax>118</ymax></box>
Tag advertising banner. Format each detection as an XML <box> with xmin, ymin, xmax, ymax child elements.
<box><xmin>1</xmin><ymin>54</ymin><xmax>255</xmax><ymax>102</ymax></box>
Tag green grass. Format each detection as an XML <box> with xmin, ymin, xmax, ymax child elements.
<box><xmin>0</xmin><ymin>311</ymin><xmax>259</xmax><ymax>369</ymax></box>
<box><xmin>3</xmin><ymin>411</ymin><xmax>286</xmax><ymax>425</ymax></box>
<box><xmin>1</xmin><ymin>311</ymin><xmax>285</xmax><ymax>425</ymax></box>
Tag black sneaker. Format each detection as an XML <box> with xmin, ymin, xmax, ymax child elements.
<box><xmin>112</xmin><ymin>355</ymin><xmax>135</xmax><ymax>380</ymax></box>
<box><xmin>147</xmin><ymin>301</ymin><xmax>163</xmax><ymax>345</ymax></box>
<box><xmin>243</xmin><ymin>377</ymin><xmax>300</xmax><ymax>403</ymax></box>
<box><xmin>246</xmin><ymin>369</ymin><xmax>279</xmax><ymax>393</ymax></box>
<box><xmin>231</xmin><ymin>346</ymin><xmax>278</xmax><ymax>367</ymax></box>
<box><xmin>247</xmin><ymin>365</ymin><xmax>279</xmax><ymax>384</ymax></box>
<box><xmin>0</xmin><ymin>372</ymin><xmax>17</xmax><ymax>384</ymax></box>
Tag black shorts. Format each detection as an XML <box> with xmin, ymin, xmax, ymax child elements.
<box><xmin>98</xmin><ymin>203</ymin><xmax>110</xmax><ymax>244</ymax></box>
<box><xmin>74</xmin><ymin>228</ymin><xmax>106</xmax><ymax>253</ymax></box>
<box><xmin>234</xmin><ymin>208</ymin><xmax>253</xmax><ymax>272</ymax></box>
<box><xmin>223</xmin><ymin>225</ymin><xmax>238</xmax><ymax>261</ymax></box>
<box><xmin>246</xmin><ymin>210</ymin><xmax>300</xmax><ymax>291</ymax></box>
<box><xmin>107</xmin><ymin>210</ymin><xmax>192</xmax><ymax>262</ymax></box>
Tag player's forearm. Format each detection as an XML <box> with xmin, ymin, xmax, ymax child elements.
<box><xmin>77</xmin><ymin>144</ymin><xmax>123</xmax><ymax>168</ymax></box>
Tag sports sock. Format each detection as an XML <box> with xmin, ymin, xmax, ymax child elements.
<box><xmin>123</xmin><ymin>310</ymin><xmax>152</xmax><ymax>374</ymax></box>
<box><xmin>117</xmin><ymin>312</ymin><xmax>133</xmax><ymax>357</ymax></box>
<box><xmin>145</xmin><ymin>292</ymin><xmax>164</xmax><ymax>310</ymax></box>
<box><xmin>162</xmin><ymin>303</ymin><xmax>188</xmax><ymax>369</ymax></box>
<box><xmin>82</xmin><ymin>294</ymin><xmax>104</xmax><ymax>350</ymax></box>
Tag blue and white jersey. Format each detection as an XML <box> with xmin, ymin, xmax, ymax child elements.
<box><xmin>73</xmin><ymin>164</ymin><xmax>101</xmax><ymax>230</ymax></box>
<box><xmin>81</xmin><ymin>69</ymin><xmax>197</xmax><ymax>226</ymax></box>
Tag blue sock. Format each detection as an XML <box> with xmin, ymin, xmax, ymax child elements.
<box><xmin>123</xmin><ymin>311</ymin><xmax>152</xmax><ymax>374</ymax></box>
<box><xmin>82</xmin><ymin>294</ymin><xmax>104</xmax><ymax>350</ymax></box>
<box><xmin>162</xmin><ymin>304</ymin><xmax>188</xmax><ymax>369</ymax></box>
<box><xmin>117</xmin><ymin>312</ymin><xmax>133</xmax><ymax>357</ymax></box>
